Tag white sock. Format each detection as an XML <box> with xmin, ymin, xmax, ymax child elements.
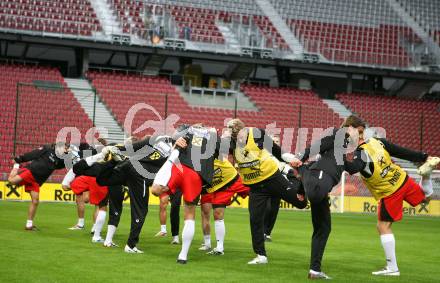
<box><xmin>93</xmin><ymin>210</ymin><xmax>106</xmax><ymax>240</ymax></box>
<box><xmin>214</xmin><ymin>219</ymin><xmax>225</xmax><ymax>252</ymax></box>
<box><xmin>91</xmin><ymin>223</ymin><xmax>96</xmax><ymax>233</ymax></box>
<box><xmin>178</xmin><ymin>220</ymin><xmax>195</xmax><ymax>261</ymax></box>
<box><xmin>420</xmin><ymin>175</ymin><xmax>433</xmax><ymax>197</ymax></box>
<box><xmin>105</xmin><ymin>225</ymin><xmax>117</xmax><ymax>244</ymax></box>
<box><xmin>173</xmin><ymin>235</ymin><xmax>179</xmax><ymax>241</ymax></box>
<box><xmin>380</xmin><ymin>234</ymin><xmax>398</xmax><ymax>271</ymax></box>
<box><xmin>85</xmin><ymin>153</ymin><xmax>104</xmax><ymax>166</ymax></box>
<box><xmin>77</xmin><ymin>218</ymin><xmax>85</xmax><ymax>227</ymax></box>
<box><xmin>204</xmin><ymin>234</ymin><xmax>211</xmax><ymax>247</ymax></box>
<box><xmin>161</xmin><ymin>224</ymin><xmax>167</xmax><ymax>233</ymax></box>
<box><xmin>26</xmin><ymin>220</ymin><xmax>33</xmax><ymax>228</ymax></box>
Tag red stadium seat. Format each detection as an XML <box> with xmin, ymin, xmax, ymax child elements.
<box><xmin>0</xmin><ymin>63</ymin><xmax>94</xmax><ymax>181</ymax></box>
<box><xmin>336</xmin><ymin>92</ymin><xmax>439</xmax><ymax>156</ymax></box>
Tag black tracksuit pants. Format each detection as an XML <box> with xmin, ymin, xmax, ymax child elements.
<box><xmin>298</xmin><ymin>166</ymin><xmax>334</xmax><ymax>272</ymax></box>
<box><xmin>169</xmin><ymin>190</ymin><xmax>182</xmax><ymax>237</ymax></box>
<box><xmin>127</xmin><ymin>179</ymin><xmax>150</xmax><ymax>248</ymax></box>
<box><xmin>248</xmin><ymin>171</ymin><xmax>307</xmax><ymax>256</ymax></box>
<box><xmin>264</xmin><ymin>196</ymin><xmax>280</xmax><ymax>236</ymax></box>
<box><xmin>108</xmin><ymin>185</ymin><xmax>125</xmax><ymax>227</ymax></box>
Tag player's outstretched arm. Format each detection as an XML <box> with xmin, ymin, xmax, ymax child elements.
<box><xmin>13</xmin><ymin>145</ymin><xmax>47</xmax><ymax>163</ymax></box>
<box><xmin>296</xmin><ymin>128</ymin><xmax>338</xmax><ymax>163</ymax></box>
<box><xmin>378</xmin><ymin>138</ymin><xmax>427</xmax><ymax>163</ymax></box>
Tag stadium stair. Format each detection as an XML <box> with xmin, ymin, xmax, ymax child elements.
<box><xmin>397</xmin><ymin>80</ymin><xmax>436</xmax><ymax>99</ymax></box>
<box><xmin>143</xmin><ymin>54</ymin><xmax>168</xmax><ymax>76</ymax></box>
<box><xmin>64</xmin><ymin>78</ymin><xmax>125</xmax><ymax>143</ymax></box>
<box><xmin>387</xmin><ymin>0</ymin><xmax>440</xmax><ymax>61</ymax></box>
<box><xmin>255</xmin><ymin>0</ymin><xmax>304</xmax><ymax>57</ymax></box>
<box><xmin>89</xmin><ymin>0</ymin><xmax>123</xmax><ymax>37</ymax></box>
<box><xmin>322</xmin><ymin>99</ymin><xmax>353</xmax><ymax>119</ymax></box>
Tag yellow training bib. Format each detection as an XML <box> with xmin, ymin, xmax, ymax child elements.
<box><xmin>360</xmin><ymin>138</ymin><xmax>407</xmax><ymax>200</ymax></box>
<box><xmin>234</xmin><ymin>128</ymin><xmax>278</xmax><ymax>185</ymax></box>
<box><xmin>206</xmin><ymin>158</ymin><xmax>238</xmax><ymax>193</ymax></box>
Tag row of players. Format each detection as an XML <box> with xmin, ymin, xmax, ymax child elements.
<box><xmin>7</xmin><ymin>115</ymin><xmax>439</xmax><ymax>279</ymax></box>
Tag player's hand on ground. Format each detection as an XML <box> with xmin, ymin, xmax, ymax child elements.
<box><xmin>174</xmin><ymin>137</ymin><xmax>187</xmax><ymax>149</ymax></box>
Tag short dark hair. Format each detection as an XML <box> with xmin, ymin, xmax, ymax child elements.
<box><xmin>341</xmin><ymin>115</ymin><xmax>366</xmax><ymax>128</ymax></box>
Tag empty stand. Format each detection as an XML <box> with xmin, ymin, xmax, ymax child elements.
<box><xmin>88</xmin><ymin>71</ymin><xmax>342</xmax><ymax>153</ymax></box>
<box><xmin>336</xmin><ymin>92</ymin><xmax>440</xmax><ymax>156</ymax></box>
<box><xmin>0</xmin><ymin>0</ymin><xmax>101</xmax><ymax>36</ymax></box>
<box><xmin>153</xmin><ymin>0</ymin><xmax>286</xmax><ymax>49</ymax></box>
<box><xmin>271</xmin><ymin>0</ymin><xmax>418</xmax><ymax>67</ymax></box>
<box><xmin>397</xmin><ymin>0</ymin><xmax>440</xmax><ymax>47</ymax></box>
<box><xmin>108</xmin><ymin>0</ymin><xmax>149</xmax><ymax>36</ymax></box>
<box><xmin>166</xmin><ymin>5</ymin><xmax>225</xmax><ymax>44</ymax></box>
<box><xmin>0</xmin><ymin>64</ymin><xmax>94</xmax><ymax>181</ymax></box>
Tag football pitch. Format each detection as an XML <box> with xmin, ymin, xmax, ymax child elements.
<box><xmin>0</xmin><ymin>201</ymin><xmax>439</xmax><ymax>283</ymax></box>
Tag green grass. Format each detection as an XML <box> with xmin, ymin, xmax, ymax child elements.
<box><xmin>0</xmin><ymin>201</ymin><xmax>439</xmax><ymax>283</ymax></box>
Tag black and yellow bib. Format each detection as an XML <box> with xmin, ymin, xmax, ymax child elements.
<box><xmin>360</xmin><ymin>138</ymin><xmax>407</xmax><ymax>200</ymax></box>
<box><xmin>206</xmin><ymin>158</ymin><xmax>238</xmax><ymax>193</ymax></box>
<box><xmin>234</xmin><ymin>128</ymin><xmax>278</xmax><ymax>185</ymax></box>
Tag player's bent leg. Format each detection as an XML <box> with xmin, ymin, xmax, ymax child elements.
<box><xmin>25</xmin><ymin>190</ymin><xmax>39</xmax><ymax>231</ymax></box>
<box><xmin>105</xmin><ymin>186</ymin><xmax>124</xmax><ymax>247</ymax></box>
<box><xmin>125</xmin><ymin>185</ymin><xmax>149</xmax><ymax>254</ymax></box>
<box><xmin>170</xmin><ymin>191</ymin><xmax>182</xmax><ymax>244</ymax></box>
<box><xmin>156</xmin><ymin>194</ymin><xmax>169</xmax><ymax>237</ymax></box>
<box><xmin>274</xmin><ymin>173</ymin><xmax>307</xmax><ymax>209</ymax></box>
<box><xmin>8</xmin><ymin>174</ymin><xmax>23</xmax><ymax>186</ymax></box>
<box><xmin>83</xmin><ymin>191</ymin><xmax>90</xmax><ymax>203</ymax></box>
<box><xmin>420</xmin><ymin>175</ymin><xmax>433</xmax><ymax>201</ymax></box>
<box><xmin>373</xmin><ymin>221</ymin><xmax>399</xmax><ymax>276</ymax></box>
<box><xmin>92</xmin><ymin>205</ymin><xmax>107</xmax><ymax>243</ymax></box>
<box><xmin>199</xmin><ymin>202</ymin><xmax>212</xmax><ymax>251</ymax></box>
<box><xmin>264</xmin><ymin>197</ymin><xmax>280</xmax><ymax>242</ymax></box>
<box><xmin>151</xmin><ymin>184</ymin><xmax>169</xmax><ymax>197</ymax></box>
<box><xmin>8</xmin><ymin>162</ymin><xmax>23</xmax><ymax>184</ymax></box>
<box><xmin>417</xmin><ymin>156</ymin><xmax>440</xmax><ymax>177</ymax></box>
<box><xmin>177</xmin><ymin>203</ymin><xmax>197</xmax><ymax>264</ymax></box>
<box><xmin>309</xmin><ymin>198</ymin><xmax>331</xmax><ymax>277</ymax></box>
<box><xmin>69</xmin><ymin>193</ymin><xmax>85</xmax><ymax>230</ymax></box>
<box><xmin>247</xmin><ymin>189</ymin><xmax>269</xmax><ymax>265</ymax></box>
<box><xmin>207</xmin><ymin>206</ymin><xmax>225</xmax><ymax>255</ymax></box>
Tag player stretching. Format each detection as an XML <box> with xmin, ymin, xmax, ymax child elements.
<box><xmin>199</xmin><ymin>155</ymin><xmax>250</xmax><ymax>255</ymax></box>
<box><xmin>75</xmin><ymin>135</ymin><xmax>176</xmax><ymax>253</ymax></box>
<box><xmin>62</xmin><ymin>172</ymin><xmax>109</xmax><ymax>243</ymax></box>
<box><xmin>8</xmin><ymin>143</ymin><xmax>70</xmax><ymax>230</ymax></box>
<box><xmin>226</xmin><ymin>119</ymin><xmax>307</xmax><ymax>265</ymax></box>
<box><xmin>344</xmin><ymin>115</ymin><xmax>438</xmax><ymax>276</ymax></box>
<box><xmin>152</xmin><ymin>124</ymin><xmax>219</xmax><ymax>264</ymax></box>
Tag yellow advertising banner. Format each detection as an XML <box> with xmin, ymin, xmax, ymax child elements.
<box><xmin>0</xmin><ymin>181</ymin><xmax>438</xmax><ymax>216</ymax></box>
